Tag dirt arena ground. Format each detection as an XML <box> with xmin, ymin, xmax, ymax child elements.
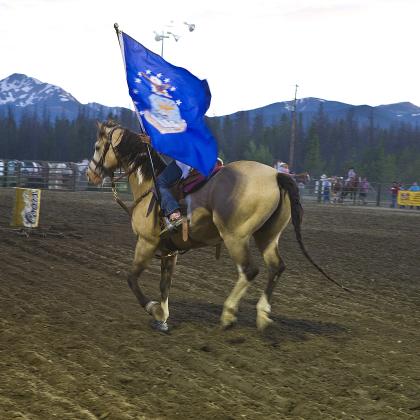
<box><xmin>0</xmin><ymin>188</ymin><xmax>419</xmax><ymax>420</ymax></box>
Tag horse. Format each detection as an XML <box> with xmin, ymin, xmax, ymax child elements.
<box><xmin>331</xmin><ymin>177</ymin><xmax>343</xmax><ymax>204</ymax></box>
<box><xmin>87</xmin><ymin>120</ymin><xmax>348</xmax><ymax>332</ymax></box>
<box><xmin>340</xmin><ymin>177</ymin><xmax>359</xmax><ymax>202</ymax></box>
<box><xmin>293</xmin><ymin>171</ymin><xmax>311</xmax><ymax>185</ymax></box>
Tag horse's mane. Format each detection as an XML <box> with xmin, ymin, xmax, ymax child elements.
<box><xmin>102</xmin><ymin>120</ymin><xmax>166</xmax><ymax>179</ymax></box>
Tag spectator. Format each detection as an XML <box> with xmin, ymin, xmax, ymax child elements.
<box><xmin>390</xmin><ymin>181</ymin><xmax>400</xmax><ymax>208</ymax></box>
<box><xmin>359</xmin><ymin>177</ymin><xmax>369</xmax><ymax>205</ymax></box>
<box><xmin>408</xmin><ymin>181</ymin><xmax>420</xmax><ymax>191</ymax></box>
<box><xmin>321</xmin><ymin>174</ymin><xmax>331</xmax><ymax>203</ymax></box>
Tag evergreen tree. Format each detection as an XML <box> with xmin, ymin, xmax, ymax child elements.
<box><xmin>244</xmin><ymin>140</ymin><xmax>272</xmax><ymax>165</ymax></box>
<box><xmin>220</xmin><ymin>115</ymin><xmax>234</xmax><ymax>162</ymax></box>
<box><xmin>1</xmin><ymin>103</ymin><xmax>420</xmax><ymax>185</ymax></box>
<box><xmin>303</xmin><ymin>124</ymin><xmax>325</xmax><ymax>176</ymax></box>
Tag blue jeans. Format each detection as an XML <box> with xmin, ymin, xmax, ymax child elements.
<box><xmin>391</xmin><ymin>195</ymin><xmax>397</xmax><ymax>208</ymax></box>
<box><xmin>156</xmin><ymin>161</ymin><xmax>182</xmax><ymax>216</ymax></box>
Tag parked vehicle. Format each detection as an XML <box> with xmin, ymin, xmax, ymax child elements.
<box><xmin>73</xmin><ymin>159</ymin><xmax>89</xmax><ymax>190</ymax></box>
<box><xmin>0</xmin><ymin>160</ymin><xmax>5</xmax><ymax>187</ymax></box>
<box><xmin>6</xmin><ymin>160</ymin><xmax>21</xmax><ymax>187</ymax></box>
<box><xmin>20</xmin><ymin>161</ymin><xmax>45</xmax><ymax>188</ymax></box>
<box><xmin>47</xmin><ymin>162</ymin><xmax>74</xmax><ymax>189</ymax></box>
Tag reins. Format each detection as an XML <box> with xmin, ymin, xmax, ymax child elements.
<box><xmin>111</xmin><ymin>180</ymin><xmax>152</xmax><ymax>218</ymax></box>
<box><xmin>94</xmin><ymin>124</ymin><xmax>152</xmax><ymax>218</ymax></box>
<box><xmin>90</xmin><ymin>122</ymin><xmax>190</xmax><ymax>259</ymax></box>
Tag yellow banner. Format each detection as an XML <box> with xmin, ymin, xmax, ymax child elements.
<box><xmin>11</xmin><ymin>188</ymin><xmax>41</xmax><ymax>228</ymax></box>
<box><xmin>397</xmin><ymin>190</ymin><xmax>420</xmax><ymax>207</ymax></box>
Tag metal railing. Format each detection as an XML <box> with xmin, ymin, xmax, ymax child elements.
<box><xmin>0</xmin><ymin>159</ymin><xmax>130</xmax><ymax>193</ymax></box>
<box><xmin>0</xmin><ymin>159</ymin><xmax>417</xmax><ymax>210</ymax></box>
<box><xmin>299</xmin><ymin>179</ymin><xmax>417</xmax><ymax>208</ymax></box>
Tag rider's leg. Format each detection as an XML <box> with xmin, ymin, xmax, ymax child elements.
<box><xmin>157</xmin><ymin>161</ymin><xmax>182</xmax><ymax>216</ymax></box>
<box><xmin>156</xmin><ymin>161</ymin><xmax>183</xmax><ymax>227</ymax></box>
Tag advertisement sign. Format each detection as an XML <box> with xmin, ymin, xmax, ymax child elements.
<box><xmin>397</xmin><ymin>190</ymin><xmax>420</xmax><ymax>207</ymax></box>
<box><xmin>11</xmin><ymin>188</ymin><xmax>41</xmax><ymax>228</ymax></box>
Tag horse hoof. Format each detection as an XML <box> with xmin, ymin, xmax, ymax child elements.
<box><xmin>220</xmin><ymin>310</ymin><xmax>237</xmax><ymax>330</ymax></box>
<box><xmin>256</xmin><ymin>315</ymin><xmax>274</xmax><ymax>331</ymax></box>
<box><xmin>151</xmin><ymin>320</ymin><xmax>169</xmax><ymax>333</ymax></box>
<box><xmin>220</xmin><ymin>322</ymin><xmax>236</xmax><ymax>331</ymax></box>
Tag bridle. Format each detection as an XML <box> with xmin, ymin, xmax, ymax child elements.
<box><xmin>88</xmin><ymin>124</ymin><xmax>153</xmax><ymax>217</ymax></box>
<box><xmin>89</xmin><ymin>125</ymin><xmax>122</xmax><ymax>179</ymax></box>
<box><xmin>89</xmin><ymin>124</ymin><xmax>150</xmax><ymax>181</ymax></box>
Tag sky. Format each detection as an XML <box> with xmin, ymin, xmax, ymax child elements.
<box><xmin>1</xmin><ymin>0</ymin><xmax>419</xmax><ymax>116</ymax></box>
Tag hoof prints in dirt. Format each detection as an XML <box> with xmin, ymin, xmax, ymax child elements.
<box><xmin>0</xmin><ymin>189</ymin><xmax>419</xmax><ymax>419</ymax></box>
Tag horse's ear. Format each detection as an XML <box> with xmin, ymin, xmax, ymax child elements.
<box><xmin>96</xmin><ymin>120</ymin><xmax>101</xmax><ymax>130</ymax></box>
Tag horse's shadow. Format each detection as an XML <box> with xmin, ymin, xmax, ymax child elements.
<box><xmin>167</xmin><ymin>298</ymin><xmax>347</xmax><ymax>345</ymax></box>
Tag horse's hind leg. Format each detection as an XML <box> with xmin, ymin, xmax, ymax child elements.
<box><xmin>220</xmin><ymin>236</ymin><xmax>259</xmax><ymax>328</ymax></box>
<box><xmin>254</xmin><ymin>233</ymin><xmax>286</xmax><ymax>330</ymax></box>
<box><xmin>253</xmin><ymin>197</ymin><xmax>290</xmax><ymax>331</ymax></box>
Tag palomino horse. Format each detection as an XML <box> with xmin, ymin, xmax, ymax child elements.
<box><xmin>87</xmin><ymin>121</ymin><xmax>347</xmax><ymax>332</ymax></box>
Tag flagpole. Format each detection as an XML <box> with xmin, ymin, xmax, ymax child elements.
<box><xmin>114</xmin><ymin>23</ymin><xmax>162</xmax><ymax>208</ymax></box>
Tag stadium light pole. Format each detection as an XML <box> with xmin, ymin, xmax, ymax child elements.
<box><xmin>289</xmin><ymin>84</ymin><xmax>299</xmax><ymax>171</ymax></box>
<box><xmin>154</xmin><ymin>21</ymin><xmax>196</xmax><ymax>57</ymax></box>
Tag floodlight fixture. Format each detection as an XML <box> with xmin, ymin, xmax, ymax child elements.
<box><xmin>154</xmin><ymin>31</ymin><xmax>169</xmax><ymax>42</ymax></box>
<box><xmin>167</xmin><ymin>31</ymin><xmax>180</xmax><ymax>42</ymax></box>
<box><xmin>184</xmin><ymin>22</ymin><xmax>196</xmax><ymax>32</ymax></box>
<box><xmin>154</xmin><ymin>21</ymin><xmax>196</xmax><ymax>57</ymax></box>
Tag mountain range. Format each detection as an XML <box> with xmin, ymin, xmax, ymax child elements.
<box><xmin>0</xmin><ymin>73</ymin><xmax>127</xmax><ymax>122</ymax></box>
<box><xmin>1</xmin><ymin>73</ymin><xmax>420</xmax><ymax>129</ymax></box>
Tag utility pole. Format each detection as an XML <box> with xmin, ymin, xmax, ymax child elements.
<box><xmin>289</xmin><ymin>84</ymin><xmax>299</xmax><ymax>170</ymax></box>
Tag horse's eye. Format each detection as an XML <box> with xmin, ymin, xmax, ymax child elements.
<box><xmin>95</xmin><ymin>145</ymin><xmax>100</xmax><ymax>151</ymax></box>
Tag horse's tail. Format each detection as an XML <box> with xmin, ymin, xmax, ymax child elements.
<box><xmin>276</xmin><ymin>173</ymin><xmax>352</xmax><ymax>293</ymax></box>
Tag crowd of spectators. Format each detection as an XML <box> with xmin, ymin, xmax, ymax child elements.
<box><xmin>317</xmin><ymin>167</ymin><xmax>370</xmax><ymax>205</ymax></box>
<box><xmin>273</xmin><ymin>161</ymin><xmax>419</xmax><ymax>209</ymax></box>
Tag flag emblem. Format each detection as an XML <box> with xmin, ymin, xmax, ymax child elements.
<box><xmin>138</xmin><ymin>71</ymin><xmax>187</xmax><ymax>134</ymax></box>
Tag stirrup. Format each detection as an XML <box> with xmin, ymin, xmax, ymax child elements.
<box><xmin>160</xmin><ymin>217</ymin><xmax>184</xmax><ymax>236</ymax></box>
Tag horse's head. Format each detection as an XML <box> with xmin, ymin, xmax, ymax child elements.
<box><xmin>87</xmin><ymin>120</ymin><xmax>124</xmax><ymax>185</ymax></box>
<box><xmin>87</xmin><ymin>120</ymin><xmax>165</xmax><ymax>186</ymax></box>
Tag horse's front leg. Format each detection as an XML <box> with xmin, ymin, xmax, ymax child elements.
<box><xmin>148</xmin><ymin>253</ymin><xmax>178</xmax><ymax>332</ymax></box>
<box><xmin>127</xmin><ymin>237</ymin><xmax>158</xmax><ymax>317</ymax></box>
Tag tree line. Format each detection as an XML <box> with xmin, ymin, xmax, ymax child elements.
<box><xmin>1</xmin><ymin>104</ymin><xmax>419</xmax><ymax>183</ymax></box>
<box><xmin>207</xmin><ymin>104</ymin><xmax>420</xmax><ymax>183</ymax></box>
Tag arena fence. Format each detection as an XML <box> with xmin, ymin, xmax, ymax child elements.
<box><xmin>0</xmin><ymin>159</ymin><xmax>129</xmax><ymax>193</ymax></box>
<box><xmin>299</xmin><ymin>179</ymin><xmax>418</xmax><ymax>209</ymax></box>
<box><xmin>0</xmin><ymin>159</ymin><xmax>416</xmax><ymax>209</ymax></box>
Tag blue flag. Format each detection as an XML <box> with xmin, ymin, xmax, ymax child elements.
<box><xmin>119</xmin><ymin>31</ymin><xmax>218</xmax><ymax>176</ymax></box>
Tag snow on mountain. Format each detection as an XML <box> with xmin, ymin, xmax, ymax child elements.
<box><xmin>0</xmin><ymin>73</ymin><xmax>78</xmax><ymax>107</ymax></box>
<box><xmin>0</xmin><ymin>73</ymin><xmax>127</xmax><ymax>122</ymax></box>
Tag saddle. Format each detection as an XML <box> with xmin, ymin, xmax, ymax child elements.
<box><xmin>175</xmin><ymin>159</ymin><xmax>223</xmax><ymax>201</ymax></box>
<box><xmin>162</xmin><ymin>160</ymin><xmax>223</xmax><ymax>243</ymax></box>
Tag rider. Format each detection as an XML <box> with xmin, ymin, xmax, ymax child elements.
<box><xmin>274</xmin><ymin>161</ymin><xmax>290</xmax><ymax>174</ymax></box>
<box><xmin>346</xmin><ymin>167</ymin><xmax>356</xmax><ymax>182</ymax></box>
<box><xmin>156</xmin><ymin>157</ymin><xmax>191</xmax><ymax>233</ymax></box>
